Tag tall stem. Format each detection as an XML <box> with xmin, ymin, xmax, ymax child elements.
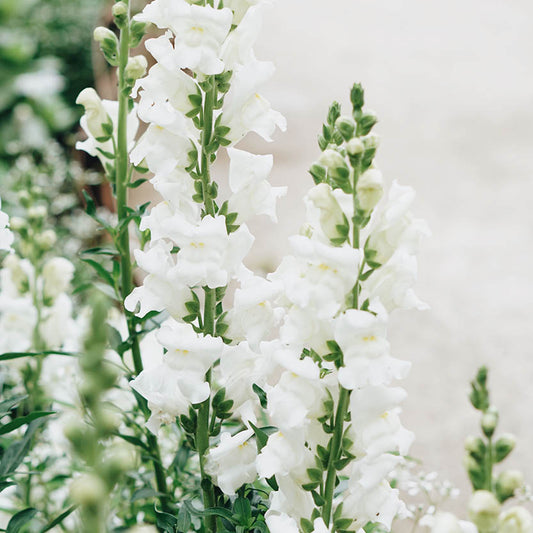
<box><xmin>195</xmin><ymin>78</ymin><xmax>218</xmax><ymax>533</ymax></box>
<box><xmin>114</xmin><ymin>6</ymin><xmax>170</xmax><ymax>514</ymax></box>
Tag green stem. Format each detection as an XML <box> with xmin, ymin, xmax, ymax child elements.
<box><xmin>486</xmin><ymin>436</ymin><xmax>493</xmax><ymax>491</ymax></box>
<box><xmin>351</xmin><ymin>162</ymin><xmax>361</xmax><ymax>308</ymax></box>
<box><xmin>322</xmin><ymin>387</ymin><xmax>350</xmax><ymax>525</ymax></box>
<box><xmin>195</xmin><ymin>77</ymin><xmax>218</xmax><ymax>533</ymax></box>
<box><xmin>114</xmin><ymin>9</ymin><xmax>170</xmax><ymax>514</ymax></box>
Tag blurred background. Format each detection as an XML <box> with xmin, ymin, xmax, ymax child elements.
<box><xmin>2</xmin><ymin>0</ymin><xmax>533</xmax><ymax>511</ymax></box>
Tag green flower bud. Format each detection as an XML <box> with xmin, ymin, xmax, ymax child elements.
<box><xmin>125</xmin><ymin>55</ymin><xmax>148</xmax><ymax>84</ymax></box>
<box><xmin>96</xmin><ymin>409</ymin><xmax>121</xmax><ymax>436</ymax></box>
<box><xmin>112</xmin><ymin>1</ymin><xmax>128</xmax><ymax>27</ymax></box>
<box><xmin>358</xmin><ymin>110</ymin><xmax>378</xmax><ymax>135</ymax></box>
<box><xmin>17</xmin><ymin>190</ymin><xmax>31</xmax><ymax>207</ymax></box>
<box><xmin>307</xmin><ymin>183</ymin><xmax>348</xmax><ymax>244</ymax></box>
<box><xmin>362</xmin><ymin>133</ymin><xmax>380</xmax><ymax>150</ymax></box>
<box><xmin>356</xmin><ymin>168</ymin><xmax>384</xmax><ymax>212</ymax></box>
<box><xmin>93</xmin><ymin>26</ymin><xmax>117</xmax><ymax>45</ymax></box>
<box><xmin>102</xmin><ymin>446</ymin><xmax>137</xmax><ymax>484</ymax></box>
<box><xmin>93</xmin><ymin>27</ymin><xmax>119</xmax><ymax>66</ymax></box>
<box><xmin>498</xmin><ymin>506</ymin><xmax>533</xmax><ymax>533</ymax></box>
<box><xmin>350</xmin><ymin>83</ymin><xmax>365</xmax><ymax>111</ymax></box>
<box><xmin>465</xmin><ymin>435</ymin><xmax>486</xmax><ymax>461</ymax></box>
<box><xmin>4</xmin><ymin>254</ymin><xmax>29</xmax><ymax>293</ymax></box>
<box><xmin>335</xmin><ymin>115</ymin><xmax>356</xmax><ymax>141</ymax></box>
<box><xmin>9</xmin><ymin>216</ymin><xmax>26</xmax><ymax>232</ymax></box>
<box><xmin>495</xmin><ymin>470</ymin><xmax>523</xmax><ymax>502</ymax></box>
<box><xmin>468</xmin><ymin>490</ymin><xmax>501</xmax><ymax>533</ymax></box>
<box><xmin>482</xmin><ymin>406</ymin><xmax>499</xmax><ymax>438</ymax></box>
<box><xmin>70</xmin><ymin>473</ymin><xmax>107</xmax><ymax>507</ymax></box>
<box><xmin>346</xmin><ymin>138</ymin><xmax>364</xmax><ymax>156</ymax></box>
<box><xmin>319</xmin><ymin>149</ymin><xmax>347</xmax><ymax>171</ymax></box>
<box><xmin>493</xmin><ymin>433</ymin><xmax>516</xmax><ymax>462</ymax></box>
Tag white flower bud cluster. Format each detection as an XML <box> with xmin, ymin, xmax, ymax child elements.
<box><xmin>0</xmin><ymin>198</ymin><xmax>14</xmax><ymax>252</ymax></box>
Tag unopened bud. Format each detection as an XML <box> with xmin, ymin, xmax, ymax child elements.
<box><xmin>17</xmin><ymin>190</ymin><xmax>31</xmax><ymax>207</ymax></box>
<box><xmin>335</xmin><ymin>115</ymin><xmax>356</xmax><ymax>140</ymax></box>
<box><xmin>27</xmin><ymin>205</ymin><xmax>47</xmax><ymax>220</ymax></box>
<box><xmin>125</xmin><ymin>55</ymin><xmax>148</xmax><ymax>83</ymax></box>
<box><xmin>356</xmin><ymin>168</ymin><xmax>384</xmax><ymax>211</ymax></box>
<box><xmin>362</xmin><ymin>133</ymin><xmax>380</xmax><ymax>150</ymax></box>
<box><xmin>468</xmin><ymin>490</ymin><xmax>500</xmax><ymax>533</ymax></box>
<box><xmin>35</xmin><ymin>229</ymin><xmax>57</xmax><ymax>250</ymax></box>
<box><xmin>112</xmin><ymin>1</ymin><xmax>127</xmax><ymax>17</ymax></box>
<box><xmin>103</xmin><ymin>446</ymin><xmax>137</xmax><ymax>483</ymax></box>
<box><xmin>358</xmin><ymin>110</ymin><xmax>378</xmax><ymax>135</ymax></box>
<box><xmin>346</xmin><ymin>138</ymin><xmax>364</xmax><ymax>156</ymax></box>
<box><xmin>319</xmin><ymin>149</ymin><xmax>346</xmax><ymax>171</ymax></box>
<box><xmin>432</xmin><ymin>512</ymin><xmax>463</xmax><ymax>533</ymax></box>
<box><xmin>93</xmin><ymin>26</ymin><xmax>117</xmax><ymax>45</ymax></box>
<box><xmin>495</xmin><ymin>470</ymin><xmax>524</xmax><ymax>502</ymax></box>
<box><xmin>9</xmin><ymin>216</ymin><xmax>26</xmax><ymax>231</ymax></box>
<box><xmin>465</xmin><ymin>435</ymin><xmax>486</xmax><ymax>460</ymax></box>
<box><xmin>493</xmin><ymin>433</ymin><xmax>516</xmax><ymax>462</ymax></box>
<box><xmin>481</xmin><ymin>407</ymin><xmax>499</xmax><ymax>438</ymax></box>
<box><xmin>70</xmin><ymin>474</ymin><xmax>107</xmax><ymax>507</ymax></box>
<box><xmin>498</xmin><ymin>506</ymin><xmax>533</xmax><ymax>533</ymax></box>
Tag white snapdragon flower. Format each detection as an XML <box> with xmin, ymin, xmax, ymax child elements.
<box><xmin>305</xmin><ymin>183</ymin><xmax>347</xmax><ymax>244</ymax></box>
<box><xmin>125</xmin><ymin>241</ymin><xmax>191</xmax><ymax>319</ymax></box>
<box><xmin>0</xmin><ymin>295</ymin><xmax>36</xmax><ymax>352</ymax></box>
<box><xmin>265</xmin><ymin>512</ymin><xmax>299</xmax><ymax>533</ymax></box>
<box><xmin>205</xmin><ymin>429</ymin><xmax>258</xmax><ymax>495</ymax></box>
<box><xmin>422</xmin><ymin>512</ymin><xmax>478</xmax><ymax>533</ymax></box>
<box><xmin>0</xmin><ymin>199</ymin><xmax>14</xmax><ymax>251</ymax></box>
<box><xmin>39</xmin><ymin>293</ymin><xmax>76</xmax><ymax>349</ymax></box>
<box><xmin>224</xmin><ymin>0</ymin><xmax>268</xmax><ymax>25</ymax></box>
<box><xmin>226</xmin><ymin>274</ymin><xmax>283</xmax><ymax>347</ymax></box>
<box><xmin>76</xmin><ymin>91</ymin><xmax>139</xmax><ymax>166</ymax></box>
<box><xmin>170</xmin><ymin>215</ymin><xmax>254</xmax><ymax>289</ymax></box>
<box><xmin>222</xmin><ymin>59</ymin><xmax>287</xmax><ymax>142</ymax></box>
<box><xmin>368</xmin><ymin>181</ymin><xmax>430</xmax><ymax>265</ymax></box>
<box><xmin>270</xmin><ymin>236</ymin><xmax>360</xmax><ymax>320</ymax></box>
<box><xmin>269</xmin><ymin>475</ymin><xmax>315</xmax><ymax>524</ymax></box>
<box><xmin>130</xmin><ymin>124</ymin><xmax>192</xmax><ymax>177</ymax></box>
<box><xmin>227</xmin><ymin>147</ymin><xmax>286</xmax><ymax>223</ymax></box>
<box><xmin>135</xmin><ymin>0</ymin><xmax>233</xmax><ymax>75</ymax></box>
<box><xmin>42</xmin><ymin>257</ymin><xmax>75</xmax><ymax>300</ymax></box>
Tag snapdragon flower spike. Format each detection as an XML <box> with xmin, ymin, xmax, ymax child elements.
<box><xmin>127</xmin><ymin>0</ymin><xmax>286</xmax><ymax>521</ymax></box>
<box><xmin>257</xmin><ymin>85</ymin><xmax>426</xmax><ymax>533</ymax></box>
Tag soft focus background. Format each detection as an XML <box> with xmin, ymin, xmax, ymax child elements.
<box><xmin>2</xmin><ymin>0</ymin><xmax>532</xmax><ymax>514</ymax></box>
<box><xmin>237</xmin><ymin>0</ymin><xmax>533</xmax><ymax>504</ymax></box>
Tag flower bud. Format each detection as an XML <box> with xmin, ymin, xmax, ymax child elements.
<box><xmin>465</xmin><ymin>435</ymin><xmax>486</xmax><ymax>460</ymax></box>
<box><xmin>346</xmin><ymin>138</ymin><xmax>364</xmax><ymax>156</ymax></box>
<box><xmin>42</xmin><ymin>257</ymin><xmax>74</xmax><ymax>299</ymax></box>
<box><xmin>495</xmin><ymin>470</ymin><xmax>523</xmax><ymax>502</ymax></box>
<box><xmin>319</xmin><ymin>149</ymin><xmax>347</xmax><ymax>171</ymax></box>
<box><xmin>493</xmin><ymin>433</ymin><xmax>516</xmax><ymax>462</ymax></box>
<box><xmin>93</xmin><ymin>26</ymin><xmax>117</xmax><ymax>45</ymax></box>
<box><xmin>362</xmin><ymin>133</ymin><xmax>380</xmax><ymax>150</ymax></box>
<box><xmin>9</xmin><ymin>216</ymin><xmax>26</xmax><ymax>231</ymax></box>
<box><xmin>27</xmin><ymin>205</ymin><xmax>47</xmax><ymax>220</ymax></box>
<box><xmin>4</xmin><ymin>254</ymin><xmax>28</xmax><ymax>292</ymax></box>
<box><xmin>356</xmin><ymin>168</ymin><xmax>384</xmax><ymax>212</ymax></box>
<box><xmin>112</xmin><ymin>1</ymin><xmax>128</xmax><ymax>27</ymax></box>
<box><xmin>76</xmin><ymin>88</ymin><xmax>110</xmax><ymax>140</ymax></box>
<box><xmin>125</xmin><ymin>55</ymin><xmax>148</xmax><ymax>83</ymax></box>
<box><xmin>335</xmin><ymin>115</ymin><xmax>356</xmax><ymax>140</ymax></box>
<box><xmin>358</xmin><ymin>110</ymin><xmax>378</xmax><ymax>135</ymax></box>
<box><xmin>17</xmin><ymin>190</ymin><xmax>31</xmax><ymax>207</ymax></box>
<box><xmin>468</xmin><ymin>490</ymin><xmax>501</xmax><ymax>533</ymax></box>
<box><xmin>498</xmin><ymin>506</ymin><xmax>533</xmax><ymax>533</ymax></box>
<box><xmin>70</xmin><ymin>473</ymin><xmax>107</xmax><ymax>507</ymax></box>
<box><xmin>431</xmin><ymin>512</ymin><xmax>463</xmax><ymax>533</ymax></box>
<box><xmin>35</xmin><ymin>229</ymin><xmax>57</xmax><ymax>250</ymax></box>
<box><xmin>481</xmin><ymin>407</ymin><xmax>499</xmax><ymax>438</ymax></box>
<box><xmin>102</xmin><ymin>446</ymin><xmax>137</xmax><ymax>484</ymax></box>
<box><xmin>307</xmin><ymin>183</ymin><xmax>347</xmax><ymax>243</ymax></box>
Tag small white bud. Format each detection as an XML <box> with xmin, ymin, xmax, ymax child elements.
<box><xmin>481</xmin><ymin>406</ymin><xmax>499</xmax><ymax>438</ymax></box>
<box><xmin>125</xmin><ymin>55</ymin><xmax>148</xmax><ymax>82</ymax></box>
<box><xmin>112</xmin><ymin>1</ymin><xmax>128</xmax><ymax>17</ymax></box>
<box><xmin>9</xmin><ymin>216</ymin><xmax>26</xmax><ymax>231</ymax></box>
<box><xmin>335</xmin><ymin>115</ymin><xmax>356</xmax><ymax>140</ymax></box>
<box><xmin>356</xmin><ymin>168</ymin><xmax>384</xmax><ymax>211</ymax></box>
<box><xmin>495</xmin><ymin>470</ymin><xmax>524</xmax><ymax>502</ymax></box>
<box><xmin>319</xmin><ymin>149</ymin><xmax>347</xmax><ymax>171</ymax></box>
<box><xmin>431</xmin><ymin>512</ymin><xmax>463</xmax><ymax>533</ymax></box>
<box><xmin>42</xmin><ymin>257</ymin><xmax>75</xmax><ymax>299</ymax></box>
<box><xmin>468</xmin><ymin>490</ymin><xmax>500</xmax><ymax>533</ymax></box>
<box><xmin>70</xmin><ymin>474</ymin><xmax>107</xmax><ymax>506</ymax></box>
<box><xmin>35</xmin><ymin>230</ymin><xmax>57</xmax><ymax>250</ymax></box>
<box><xmin>76</xmin><ymin>88</ymin><xmax>109</xmax><ymax>139</ymax></box>
<box><xmin>346</xmin><ymin>138</ymin><xmax>364</xmax><ymax>156</ymax></box>
<box><xmin>498</xmin><ymin>506</ymin><xmax>533</xmax><ymax>533</ymax></box>
<box><xmin>93</xmin><ymin>26</ymin><xmax>117</xmax><ymax>44</ymax></box>
<box><xmin>362</xmin><ymin>133</ymin><xmax>380</xmax><ymax>150</ymax></box>
<box><xmin>27</xmin><ymin>205</ymin><xmax>47</xmax><ymax>219</ymax></box>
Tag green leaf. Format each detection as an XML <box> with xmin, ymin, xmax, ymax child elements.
<box><xmin>6</xmin><ymin>507</ymin><xmax>37</xmax><ymax>533</ymax></box>
<box><xmin>0</xmin><ymin>351</ymin><xmax>76</xmax><ymax>362</ymax></box>
<box><xmin>0</xmin><ymin>411</ymin><xmax>54</xmax><ymax>436</ymax></box>
<box><xmin>41</xmin><ymin>506</ymin><xmax>77</xmax><ymax>532</ymax></box>
<box><xmin>249</xmin><ymin>422</ymin><xmax>276</xmax><ymax>452</ymax></box>
<box><xmin>0</xmin><ymin>395</ymin><xmax>27</xmax><ymax>418</ymax></box>
<box><xmin>252</xmin><ymin>384</ymin><xmax>267</xmax><ymax>409</ymax></box>
<box><xmin>177</xmin><ymin>505</ymin><xmax>191</xmax><ymax>532</ymax></box>
<box><xmin>81</xmin><ymin>258</ymin><xmax>116</xmax><ymax>290</ymax></box>
<box><xmin>155</xmin><ymin>507</ymin><xmax>178</xmax><ymax>532</ymax></box>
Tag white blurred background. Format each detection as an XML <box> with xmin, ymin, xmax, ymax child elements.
<box><xmin>244</xmin><ymin>0</ymin><xmax>533</xmax><ymax>501</ymax></box>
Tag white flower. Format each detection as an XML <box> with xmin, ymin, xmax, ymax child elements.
<box><xmin>306</xmin><ymin>183</ymin><xmax>347</xmax><ymax>243</ymax></box>
<box><xmin>222</xmin><ymin>59</ymin><xmax>287</xmax><ymax>142</ymax></box>
<box><xmin>136</xmin><ymin>0</ymin><xmax>233</xmax><ymax>75</ymax></box>
<box><xmin>357</xmin><ymin>168</ymin><xmax>384</xmax><ymax>212</ymax></box>
<box><xmin>224</xmin><ymin>0</ymin><xmax>268</xmax><ymax>25</ymax></box>
<box><xmin>205</xmin><ymin>429</ymin><xmax>258</xmax><ymax>495</ymax></box>
<box><xmin>270</xmin><ymin>236</ymin><xmax>360</xmax><ymax>320</ymax></box>
<box><xmin>39</xmin><ymin>293</ymin><xmax>75</xmax><ymax>349</ymax></box>
<box><xmin>76</xmin><ymin>88</ymin><xmax>109</xmax><ymax>139</ymax></box>
<box><xmin>265</xmin><ymin>512</ymin><xmax>299</xmax><ymax>533</ymax></box>
<box><xmin>498</xmin><ymin>506</ymin><xmax>533</xmax><ymax>533</ymax></box>
<box><xmin>227</xmin><ymin>147</ymin><xmax>286</xmax><ymax>223</ymax></box>
<box><xmin>0</xmin><ymin>199</ymin><xmax>14</xmax><ymax>251</ymax></box>
<box><xmin>42</xmin><ymin>257</ymin><xmax>75</xmax><ymax>300</ymax></box>
<box><xmin>0</xmin><ymin>294</ymin><xmax>36</xmax><ymax>352</ymax></box>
